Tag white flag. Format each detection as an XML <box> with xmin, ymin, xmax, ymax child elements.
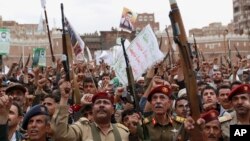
<box><xmin>41</xmin><ymin>0</ymin><xmax>46</xmax><ymax>9</ymax></box>
<box><xmin>113</xmin><ymin>25</ymin><xmax>164</xmax><ymax>85</ymax></box>
<box><xmin>65</xmin><ymin>17</ymin><xmax>84</xmax><ymax>56</ymax></box>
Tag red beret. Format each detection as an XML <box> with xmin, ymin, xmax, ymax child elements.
<box><xmin>200</xmin><ymin>110</ymin><xmax>219</xmax><ymax>123</ymax></box>
<box><xmin>228</xmin><ymin>84</ymin><xmax>250</xmax><ymax>100</ymax></box>
<box><xmin>148</xmin><ymin>85</ymin><xmax>171</xmax><ymax>101</ymax></box>
<box><xmin>92</xmin><ymin>92</ymin><xmax>114</xmax><ymax>104</ymax></box>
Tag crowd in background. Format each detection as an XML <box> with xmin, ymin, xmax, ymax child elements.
<box><xmin>0</xmin><ymin>54</ymin><xmax>250</xmax><ymax>141</ymax></box>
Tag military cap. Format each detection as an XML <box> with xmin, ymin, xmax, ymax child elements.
<box><xmin>92</xmin><ymin>92</ymin><xmax>114</xmax><ymax>104</ymax></box>
<box><xmin>5</xmin><ymin>83</ymin><xmax>26</xmax><ymax>94</ymax></box>
<box><xmin>22</xmin><ymin>105</ymin><xmax>49</xmax><ymax>130</ymax></box>
<box><xmin>228</xmin><ymin>84</ymin><xmax>250</xmax><ymax>100</ymax></box>
<box><xmin>147</xmin><ymin>85</ymin><xmax>171</xmax><ymax>101</ymax></box>
<box><xmin>200</xmin><ymin>109</ymin><xmax>219</xmax><ymax>123</ymax></box>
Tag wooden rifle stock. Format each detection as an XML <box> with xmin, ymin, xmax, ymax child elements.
<box><xmin>168</xmin><ymin>0</ymin><xmax>202</xmax><ymax>141</ymax></box>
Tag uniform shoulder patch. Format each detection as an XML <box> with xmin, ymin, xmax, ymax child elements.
<box><xmin>219</xmin><ymin>114</ymin><xmax>232</xmax><ymax>123</ymax></box>
<box><xmin>172</xmin><ymin>116</ymin><xmax>186</xmax><ymax>123</ymax></box>
<box><xmin>116</xmin><ymin>123</ymin><xmax>129</xmax><ymax>132</ymax></box>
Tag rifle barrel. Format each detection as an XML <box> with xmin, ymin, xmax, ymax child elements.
<box><xmin>43</xmin><ymin>7</ymin><xmax>55</xmax><ymax>63</ymax></box>
<box><xmin>193</xmin><ymin>34</ymin><xmax>200</xmax><ymax>70</ymax></box>
<box><xmin>61</xmin><ymin>3</ymin><xmax>70</xmax><ymax>81</ymax></box>
<box><xmin>121</xmin><ymin>38</ymin><xmax>140</xmax><ymax>112</ymax></box>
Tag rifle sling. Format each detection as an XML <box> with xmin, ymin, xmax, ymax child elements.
<box><xmin>90</xmin><ymin>123</ymin><xmax>122</xmax><ymax>141</ymax></box>
<box><xmin>142</xmin><ymin>124</ymin><xmax>151</xmax><ymax>141</ymax></box>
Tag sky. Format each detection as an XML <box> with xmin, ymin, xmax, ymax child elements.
<box><xmin>0</xmin><ymin>0</ymin><xmax>233</xmax><ymax>34</ymax></box>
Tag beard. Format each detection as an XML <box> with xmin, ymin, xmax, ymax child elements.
<box><xmin>213</xmin><ymin>79</ymin><xmax>222</xmax><ymax>84</ymax></box>
<box><xmin>8</xmin><ymin>120</ymin><xmax>19</xmax><ymax>128</ymax></box>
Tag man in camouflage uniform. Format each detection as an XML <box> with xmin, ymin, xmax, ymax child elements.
<box><xmin>51</xmin><ymin>81</ymin><xmax>129</xmax><ymax>141</ymax></box>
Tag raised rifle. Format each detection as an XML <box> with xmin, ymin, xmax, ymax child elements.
<box><xmin>224</xmin><ymin>55</ymin><xmax>232</xmax><ymax>69</ymax></box>
<box><xmin>220</xmin><ymin>55</ymin><xmax>225</xmax><ymax>68</ymax></box>
<box><xmin>168</xmin><ymin>0</ymin><xmax>202</xmax><ymax>140</ymax></box>
<box><xmin>165</xmin><ymin>26</ymin><xmax>175</xmax><ymax>66</ymax></box>
<box><xmin>24</xmin><ymin>54</ymin><xmax>30</xmax><ymax>68</ymax></box>
<box><xmin>200</xmin><ymin>51</ymin><xmax>205</xmax><ymax>62</ymax></box>
<box><xmin>193</xmin><ymin>33</ymin><xmax>200</xmax><ymax>71</ymax></box>
<box><xmin>120</xmin><ymin>38</ymin><xmax>139</xmax><ymax>111</ymax></box>
<box><xmin>61</xmin><ymin>3</ymin><xmax>70</xmax><ymax>81</ymax></box>
<box><xmin>234</xmin><ymin>45</ymin><xmax>242</xmax><ymax>60</ymax></box>
<box><xmin>17</xmin><ymin>54</ymin><xmax>23</xmax><ymax>71</ymax></box>
<box><xmin>41</xmin><ymin>1</ymin><xmax>56</xmax><ymax>64</ymax></box>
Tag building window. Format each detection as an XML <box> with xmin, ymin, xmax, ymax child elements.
<box><xmin>138</xmin><ymin>18</ymin><xmax>143</xmax><ymax>21</ymax></box>
<box><xmin>144</xmin><ymin>18</ymin><xmax>147</xmax><ymax>21</ymax></box>
<box><xmin>209</xmin><ymin>44</ymin><xmax>215</xmax><ymax>49</ymax></box>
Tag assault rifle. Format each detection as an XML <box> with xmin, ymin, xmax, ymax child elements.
<box><xmin>234</xmin><ymin>45</ymin><xmax>242</xmax><ymax>60</ymax></box>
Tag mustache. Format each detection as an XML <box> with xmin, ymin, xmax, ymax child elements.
<box><xmin>222</xmin><ymin>100</ymin><xmax>230</xmax><ymax>103</ymax></box>
<box><xmin>154</xmin><ymin>104</ymin><xmax>163</xmax><ymax>108</ymax></box>
<box><xmin>97</xmin><ymin>109</ymin><xmax>107</xmax><ymax>113</ymax></box>
<box><xmin>13</xmin><ymin>97</ymin><xmax>21</xmax><ymax>101</ymax></box>
<box><xmin>208</xmin><ymin>134</ymin><xmax>216</xmax><ymax>138</ymax></box>
<box><xmin>235</xmin><ymin>105</ymin><xmax>248</xmax><ymax>109</ymax></box>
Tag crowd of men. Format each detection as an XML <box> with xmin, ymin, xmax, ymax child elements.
<box><xmin>0</xmin><ymin>55</ymin><xmax>249</xmax><ymax>141</ymax></box>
